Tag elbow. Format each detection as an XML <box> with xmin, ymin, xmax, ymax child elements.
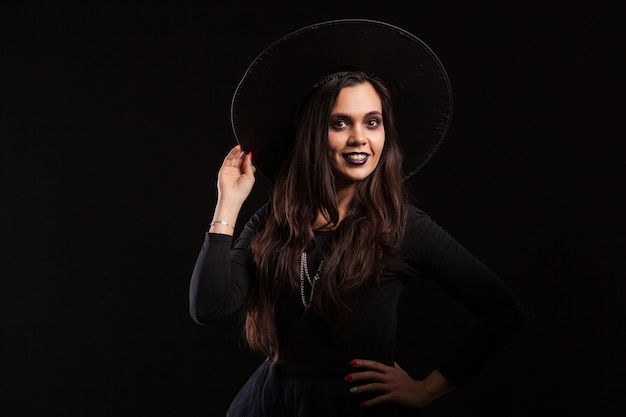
<box><xmin>511</xmin><ymin>298</ymin><xmax>531</xmax><ymax>326</ymax></box>
<box><xmin>189</xmin><ymin>300</ymin><xmax>216</xmax><ymax>325</ymax></box>
<box><xmin>189</xmin><ymin>308</ymin><xmax>221</xmax><ymax>325</ymax></box>
<box><xmin>189</xmin><ymin>300</ymin><xmax>233</xmax><ymax>325</ymax></box>
<box><xmin>516</xmin><ymin>304</ymin><xmax>532</xmax><ymax>330</ymax></box>
<box><xmin>189</xmin><ymin>308</ymin><xmax>210</xmax><ymax>325</ymax></box>
<box><xmin>483</xmin><ymin>302</ymin><xmax>531</xmax><ymax>337</ymax></box>
<box><xmin>504</xmin><ymin>303</ymin><xmax>531</xmax><ymax>335</ymax></box>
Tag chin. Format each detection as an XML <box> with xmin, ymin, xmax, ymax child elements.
<box><xmin>336</xmin><ymin>170</ymin><xmax>376</xmax><ymax>185</ymax></box>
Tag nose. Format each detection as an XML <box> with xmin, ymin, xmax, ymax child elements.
<box><xmin>347</xmin><ymin>125</ymin><xmax>367</xmax><ymax>146</ymax></box>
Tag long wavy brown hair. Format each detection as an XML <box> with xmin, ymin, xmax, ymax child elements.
<box><xmin>245</xmin><ymin>71</ymin><xmax>408</xmax><ymax>358</ymax></box>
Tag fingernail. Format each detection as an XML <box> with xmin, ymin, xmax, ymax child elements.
<box><xmin>349</xmin><ymin>387</ymin><xmax>358</xmax><ymax>393</ymax></box>
<box><xmin>344</xmin><ymin>374</ymin><xmax>352</xmax><ymax>381</ymax></box>
<box><xmin>248</xmin><ymin>151</ymin><xmax>252</xmax><ymax>161</ymax></box>
<box><xmin>359</xmin><ymin>402</ymin><xmax>367</xmax><ymax>408</ymax></box>
<box><xmin>350</xmin><ymin>360</ymin><xmax>358</xmax><ymax>366</ymax></box>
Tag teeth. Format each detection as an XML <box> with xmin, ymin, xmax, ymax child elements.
<box><xmin>346</xmin><ymin>153</ymin><xmax>367</xmax><ymax>161</ymax></box>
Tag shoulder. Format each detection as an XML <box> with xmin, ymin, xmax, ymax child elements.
<box><xmin>240</xmin><ymin>201</ymin><xmax>272</xmax><ymax>234</ymax></box>
<box><xmin>405</xmin><ymin>204</ymin><xmax>435</xmax><ymax>232</ymax></box>
<box><xmin>403</xmin><ymin>204</ymin><xmax>453</xmax><ymax>249</ymax></box>
<box><xmin>252</xmin><ymin>201</ymin><xmax>271</xmax><ymax>219</ymax></box>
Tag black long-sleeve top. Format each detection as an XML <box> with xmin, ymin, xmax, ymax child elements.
<box><xmin>189</xmin><ymin>203</ymin><xmax>528</xmax><ymax>387</ymax></box>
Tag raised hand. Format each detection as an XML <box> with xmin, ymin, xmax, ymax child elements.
<box><xmin>210</xmin><ymin>144</ymin><xmax>256</xmax><ymax>235</ymax></box>
<box><xmin>217</xmin><ymin>144</ymin><xmax>256</xmax><ymax>203</ymax></box>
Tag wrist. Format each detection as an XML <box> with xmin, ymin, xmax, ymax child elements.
<box><xmin>210</xmin><ymin>203</ymin><xmax>241</xmax><ymax>235</ymax></box>
<box><xmin>215</xmin><ymin>197</ymin><xmax>244</xmax><ymax>214</ymax></box>
<box><xmin>208</xmin><ymin>218</ymin><xmax>237</xmax><ymax>235</ymax></box>
<box><xmin>210</xmin><ymin>220</ymin><xmax>235</xmax><ymax>229</ymax></box>
<box><xmin>422</xmin><ymin>370</ymin><xmax>455</xmax><ymax>404</ymax></box>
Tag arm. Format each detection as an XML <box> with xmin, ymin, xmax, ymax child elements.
<box><xmin>349</xmin><ymin>207</ymin><xmax>528</xmax><ymax>408</ymax></box>
<box><xmin>188</xmin><ymin>145</ymin><xmax>256</xmax><ymax>323</ymax></box>
<box><xmin>407</xmin><ymin>206</ymin><xmax>530</xmax><ymax>387</ymax></box>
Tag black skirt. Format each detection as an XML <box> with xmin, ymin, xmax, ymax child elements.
<box><xmin>226</xmin><ymin>359</ymin><xmax>420</xmax><ymax>417</ymax></box>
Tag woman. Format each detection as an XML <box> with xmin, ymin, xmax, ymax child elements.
<box><xmin>189</xmin><ymin>20</ymin><xmax>528</xmax><ymax>416</ymax></box>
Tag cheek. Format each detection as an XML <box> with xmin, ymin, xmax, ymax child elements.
<box><xmin>375</xmin><ymin>136</ymin><xmax>386</xmax><ymax>155</ymax></box>
<box><xmin>327</xmin><ymin>133</ymin><xmax>343</xmax><ymax>154</ymax></box>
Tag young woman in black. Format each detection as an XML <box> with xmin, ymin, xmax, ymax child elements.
<box><xmin>189</xmin><ymin>19</ymin><xmax>528</xmax><ymax>416</ymax></box>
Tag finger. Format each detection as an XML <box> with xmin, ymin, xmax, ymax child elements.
<box><xmin>349</xmin><ymin>359</ymin><xmax>391</xmax><ymax>372</ymax></box>
<box><xmin>224</xmin><ymin>144</ymin><xmax>241</xmax><ymax>159</ymax></box>
<box><xmin>349</xmin><ymin>382</ymin><xmax>387</xmax><ymax>395</ymax></box>
<box><xmin>243</xmin><ymin>151</ymin><xmax>256</xmax><ymax>175</ymax></box>
<box><xmin>345</xmin><ymin>370</ymin><xmax>388</xmax><ymax>383</ymax></box>
<box><xmin>232</xmin><ymin>150</ymin><xmax>243</xmax><ymax>168</ymax></box>
<box><xmin>393</xmin><ymin>362</ymin><xmax>409</xmax><ymax>375</ymax></box>
<box><xmin>359</xmin><ymin>392</ymin><xmax>394</xmax><ymax>408</ymax></box>
<box><xmin>223</xmin><ymin>145</ymin><xmax>243</xmax><ymax>167</ymax></box>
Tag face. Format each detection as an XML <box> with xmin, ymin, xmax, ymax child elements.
<box><xmin>327</xmin><ymin>82</ymin><xmax>385</xmax><ymax>189</ymax></box>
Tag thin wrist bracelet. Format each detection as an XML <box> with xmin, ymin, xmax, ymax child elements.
<box><xmin>210</xmin><ymin>220</ymin><xmax>235</xmax><ymax>230</ymax></box>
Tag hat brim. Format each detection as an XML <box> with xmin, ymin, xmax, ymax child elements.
<box><xmin>231</xmin><ymin>19</ymin><xmax>453</xmax><ymax>181</ymax></box>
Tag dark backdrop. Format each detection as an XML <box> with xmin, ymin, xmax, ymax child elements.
<box><xmin>2</xmin><ymin>2</ymin><xmax>624</xmax><ymax>416</ymax></box>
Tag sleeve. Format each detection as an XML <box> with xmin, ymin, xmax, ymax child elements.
<box><xmin>188</xmin><ymin>203</ymin><xmax>269</xmax><ymax>324</ymax></box>
<box><xmin>403</xmin><ymin>206</ymin><xmax>529</xmax><ymax>387</ymax></box>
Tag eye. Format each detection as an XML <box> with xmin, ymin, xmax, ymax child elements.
<box><xmin>331</xmin><ymin>119</ymin><xmax>349</xmax><ymax>130</ymax></box>
<box><xmin>366</xmin><ymin>117</ymin><xmax>382</xmax><ymax>128</ymax></box>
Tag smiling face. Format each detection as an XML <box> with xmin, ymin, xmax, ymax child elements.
<box><xmin>327</xmin><ymin>82</ymin><xmax>385</xmax><ymax>190</ymax></box>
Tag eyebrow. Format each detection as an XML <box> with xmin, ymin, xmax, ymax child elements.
<box><xmin>330</xmin><ymin>110</ymin><xmax>383</xmax><ymax>119</ymax></box>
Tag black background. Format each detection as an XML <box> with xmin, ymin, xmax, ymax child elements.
<box><xmin>2</xmin><ymin>2</ymin><xmax>624</xmax><ymax>416</ymax></box>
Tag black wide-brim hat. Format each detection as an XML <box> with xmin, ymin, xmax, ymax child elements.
<box><xmin>231</xmin><ymin>19</ymin><xmax>453</xmax><ymax>181</ymax></box>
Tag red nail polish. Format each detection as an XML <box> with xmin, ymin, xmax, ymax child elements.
<box><xmin>350</xmin><ymin>360</ymin><xmax>358</xmax><ymax>366</ymax></box>
<box><xmin>344</xmin><ymin>374</ymin><xmax>352</xmax><ymax>381</ymax></box>
<box><xmin>359</xmin><ymin>402</ymin><xmax>366</xmax><ymax>408</ymax></box>
<box><xmin>248</xmin><ymin>151</ymin><xmax>252</xmax><ymax>161</ymax></box>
